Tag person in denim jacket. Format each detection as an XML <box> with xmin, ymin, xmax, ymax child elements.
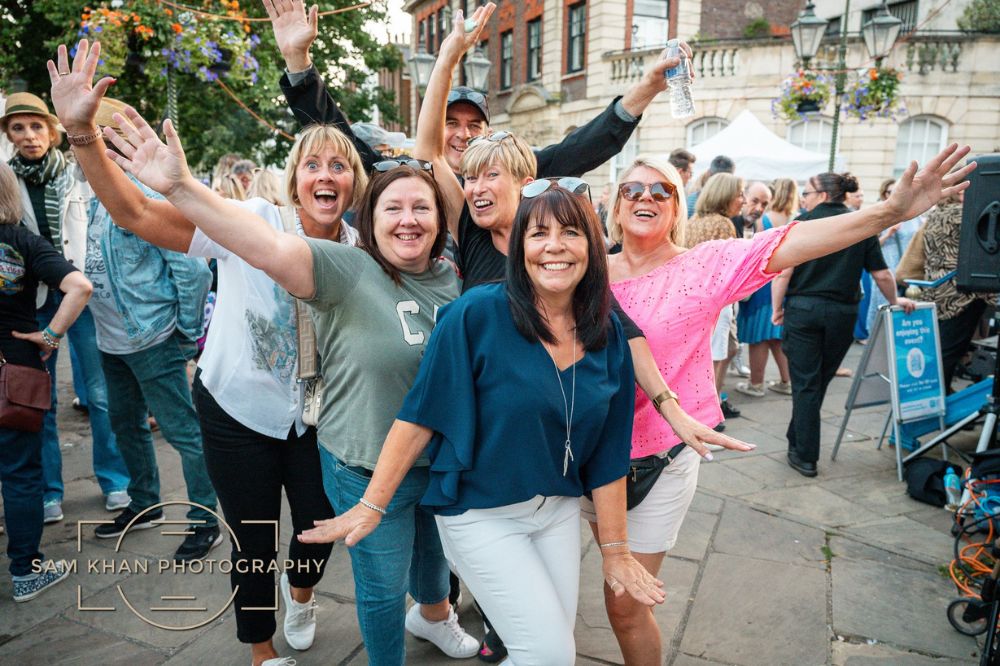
<box><xmin>82</xmin><ymin>100</ymin><xmax>218</xmax><ymax>562</ymax></box>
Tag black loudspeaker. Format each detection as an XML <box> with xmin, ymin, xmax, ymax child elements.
<box><xmin>957</xmin><ymin>153</ymin><xmax>1000</xmax><ymax>293</ymax></box>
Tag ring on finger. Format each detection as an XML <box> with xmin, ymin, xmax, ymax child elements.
<box><xmin>58</xmin><ymin>70</ymin><xmax>70</xmax><ymax>76</ymax></box>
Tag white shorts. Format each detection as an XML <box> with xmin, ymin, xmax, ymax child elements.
<box><xmin>711</xmin><ymin>304</ymin><xmax>735</xmax><ymax>361</ymax></box>
<box><xmin>580</xmin><ymin>445</ymin><xmax>701</xmax><ymax>553</ymax></box>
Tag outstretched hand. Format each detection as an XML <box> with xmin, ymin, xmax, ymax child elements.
<box><xmin>438</xmin><ymin>3</ymin><xmax>496</xmax><ymax>63</ymax></box>
<box><xmin>264</xmin><ymin>0</ymin><xmax>318</xmax><ymax>71</ymax></box>
<box><xmin>47</xmin><ymin>40</ymin><xmax>115</xmax><ymax>134</ymax></box>
<box><xmin>102</xmin><ymin>109</ymin><xmax>192</xmax><ymax>199</ymax></box>
<box><xmin>298</xmin><ymin>504</ymin><xmax>383</xmax><ymax>547</ymax></box>
<box><xmin>662</xmin><ymin>403</ymin><xmax>755</xmax><ymax>461</ymax></box>
<box><xmin>885</xmin><ymin>144</ymin><xmax>976</xmax><ymax>222</ymax></box>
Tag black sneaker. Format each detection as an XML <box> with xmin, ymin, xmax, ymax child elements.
<box><xmin>174</xmin><ymin>524</ymin><xmax>223</xmax><ymax>562</ymax></box>
<box><xmin>95</xmin><ymin>507</ymin><xmax>164</xmax><ymax>539</ymax></box>
<box><xmin>720</xmin><ymin>400</ymin><xmax>741</xmax><ymax>418</ymax></box>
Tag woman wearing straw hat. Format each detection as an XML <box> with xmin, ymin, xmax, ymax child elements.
<box><xmin>1</xmin><ymin>91</ymin><xmax>130</xmax><ymax>523</ymax></box>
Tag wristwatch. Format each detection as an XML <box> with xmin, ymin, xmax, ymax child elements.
<box><xmin>651</xmin><ymin>387</ymin><xmax>680</xmax><ymax>412</ymax></box>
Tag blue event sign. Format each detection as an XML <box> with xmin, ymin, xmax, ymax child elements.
<box><xmin>890</xmin><ymin>306</ymin><xmax>945</xmax><ymax>422</ymax></box>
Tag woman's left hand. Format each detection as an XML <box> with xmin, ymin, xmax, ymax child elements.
<box><xmin>103</xmin><ymin>110</ymin><xmax>192</xmax><ymax>199</ymax></box>
<box><xmin>603</xmin><ymin>552</ymin><xmax>666</xmax><ymax>606</ymax></box>
<box><xmin>298</xmin><ymin>503</ymin><xmax>383</xmax><ymax>547</ymax></box>
<box><xmin>47</xmin><ymin>40</ymin><xmax>115</xmax><ymax>134</ymax></box>
<box><xmin>885</xmin><ymin>144</ymin><xmax>976</xmax><ymax>222</ymax></box>
<box><xmin>11</xmin><ymin>330</ymin><xmax>56</xmax><ymax>362</ymax></box>
<box><xmin>661</xmin><ymin>401</ymin><xmax>755</xmax><ymax>461</ymax></box>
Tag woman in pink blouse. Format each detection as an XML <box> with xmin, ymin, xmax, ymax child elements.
<box><xmin>584</xmin><ymin>146</ymin><xmax>974</xmax><ymax>664</ymax></box>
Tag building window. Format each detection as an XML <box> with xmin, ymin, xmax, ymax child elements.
<box><xmin>438</xmin><ymin>9</ymin><xmax>449</xmax><ymax>51</ymax></box>
<box><xmin>428</xmin><ymin>14</ymin><xmax>437</xmax><ymax>53</ymax></box>
<box><xmin>787</xmin><ymin>117</ymin><xmax>833</xmax><ymax>156</ymax></box>
<box><xmin>894</xmin><ymin>116</ymin><xmax>947</xmax><ymax>178</ymax></box>
<box><xmin>631</xmin><ymin>0</ymin><xmax>669</xmax><ymax>50</ymax></box>
<box><xmin>500</xmin><ymin>30</ymin><xmax>514</xmax><ymax>89</ymax></box>
<box><xmin>567</xmin><ymin>2</ymin><xmax>587</xmax><ymax>73</ymax></box>
<box><xmin>611</xmin><ymin>133</ymin><xmax>639</xmax><ymax>184</ymax></box>
<box><xmin>527</xmin><ymin>18</ymin><xmax>543</xmax><ymax>81</ymax></box>
<box><xmin>862</xmin><ymin>0</ymin><xmax>918</xmax><ymax>33</ymax></box>
<box><xmin>686</xmin><ymin>117</ymin><xmax>728</xmax><ymax>147</ymax></box>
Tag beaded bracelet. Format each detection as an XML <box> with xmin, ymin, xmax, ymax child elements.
<box><xmin>41</xmin><ymin>329</ymin><xmax>61</xmax><ymax>349</ymax></box>
<box><xmin>599</xmin><ymin>540</ymin><xmax>628</xmax><ymax>549</ymax></box>
<box><xmin>359</xmin><ymin>497</ymin><xmax>387</xmax><ymax>516</ymax></box>
<box><xmin>67</xmin><ymin>129</ymin><xmax>101</xmax><ymax>146</ymax></box>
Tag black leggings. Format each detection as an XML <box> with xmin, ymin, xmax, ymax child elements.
<box><xmin>194</xmin><ymin>376</ymin><xmax>334</xmax><ymax>644</ymax></box>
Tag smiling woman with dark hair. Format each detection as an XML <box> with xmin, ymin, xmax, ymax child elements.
<box><xmin>301</xmin><ymin>183</ymin><xmax>665</xmax><ymax>665</ymax></box>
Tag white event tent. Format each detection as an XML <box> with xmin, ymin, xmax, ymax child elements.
<box><xmin>684</xmin><ymin>110</ymin><xmax>842</xmax><ymax>182</ymax></box>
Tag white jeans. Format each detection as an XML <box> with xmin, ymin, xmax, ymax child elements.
<box><xmin>435</xmin><ymin>495</ymin><xmax>580</xmax><ymax>666</ymax></box>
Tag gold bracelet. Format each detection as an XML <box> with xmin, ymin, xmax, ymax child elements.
<box><xmin>67</xmin><ymin>128</ymin><xmax>101</xmax><ymax>146</ymax></box>
<box><xmin>651</xmin><ymin>387</ymin><xmax>679</xmax><ymax>412</ymax></box>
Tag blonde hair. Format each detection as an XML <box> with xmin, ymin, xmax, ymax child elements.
<box><xmin>695</xmin><ymin>173</ymin><xmax>744</xmax><ymax>218</ymax></box>
<box><xmin>285</xmin><ymin>125</ymin><xmax>368</xmax><ymax>212</ymax></box>
<box><xmin>607</xmin><ymin>156</ymin><xmax>687</xmax><ymax>246</ymax></box>
<box><xmin>214</xmin><ymin>173</ymin><xmax>246</xmax><ymax>201</ymax></box>
<box><xmin>770</xmin><ymin>178</ymin><xmax>800</xmax><ymax>216</ymax></box>
<box><xmin>460</xmin><ymin>133</ymin><xmax>537</xmax><ymax>182</ymax></box>
<box><xmin>0</xmin><ymin>162</ymin><xmax>23</xmax><ymax>225</ymax></box>
<box><xmin>247</xmin><ymin>169</ymin><xmax>286</xmax><ymax>205</ymax></box>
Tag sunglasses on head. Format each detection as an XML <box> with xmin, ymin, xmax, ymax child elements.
<box><xmin>447</xmin><ymin>89</ymin><xmax>487</xmax><ymax>105</ymax></box>
<box><xmin>618</xmin><ymin>181</ymin><xmax>676</xmax><ymax>202</ymax></box>
<box><xmin>373</xmin><ymin>159</ymin><xmax>433</xmax><ymax>174</ymax></box>
<box><xmin>467</xmin><ymin>130</ymin><xmax>512</xmax><ymax>147</ymax></box>
<box><xmin>521</xmin><ymin>177</ymin><xmax>592</xmax><ymax>204</ymax></box>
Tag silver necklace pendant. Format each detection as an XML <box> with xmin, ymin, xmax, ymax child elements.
<box><xmin>551</xmin><ymin>326</ymin><xmax>577</xmax><ymax>477</ymax></box>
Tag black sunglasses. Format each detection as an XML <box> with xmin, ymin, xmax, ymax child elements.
<box><xmin>618</xmin><ymin>181</ymin><xmax>676</xmax><ymax>202</ymax></box>
<box><xmin>467</xmin><ymin>130</ymin><xmax>512</xmax><ymax>147</ymax></box>
<box><xmin>373</xmin><ymin>159</ymin><xmax>433</xmax><ymax>174</ymax></box>
<box><xmin>521</xmin><ymin>177</ymin><xmax>592</xmax><ymax>204</ymax></box>
<box><xmin>447</xmin><ymin>89</ymin><xmax>487</xmax><ymax>105</ymax></box>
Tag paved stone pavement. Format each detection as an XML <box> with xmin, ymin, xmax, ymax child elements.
<box><xmin>0</xmin><ymin>346</ymin><xmax>989</xmax><ymax>665</ymax></box>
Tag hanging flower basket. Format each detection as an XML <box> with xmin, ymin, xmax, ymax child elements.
<box><xmin>843</xmin><ymin>66</ymin><xmax>905</xmax><ymax>122</ymax></box>
<box><xmin>74</xmin><ymin>1</ymin><xmax>260</xmax><ymax>86</ymax></box>
<box><xmin>772</xmin><ymin>69</ymin><xmax>832</xmax><ymax>122</ymax></box>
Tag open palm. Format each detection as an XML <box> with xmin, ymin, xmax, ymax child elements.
<box><xmin>264</xmin><ymin>0</ymin><xmax>318</xmax><ymax>59</ymax></box>
<box><xmin>104</xmin><ymin>110</ymin><xmax>192</xmax><ymax>198</ymax></box>
<box><xmin>887</xmin><ymin>144</ymin><xmax>976</xmax><ymax>221</ymax></box>
<box><xmin>47</xmin><ymin>40</ymin><xmax>114</xmax><ymax>133</ymax></box>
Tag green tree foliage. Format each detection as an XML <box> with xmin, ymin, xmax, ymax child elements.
<box><xmin>957</xmin><ymin>0</ymin><xmax>1000</xmax><ymax>32</ymax></box>
<box><xmin>0</xmin><ymin>1</ymin><xmax>402</xmax><ymax>170</ymax></box>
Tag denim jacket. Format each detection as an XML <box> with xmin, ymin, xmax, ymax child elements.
<box><xmin>87</xmin><ymin>177</ymin><xmax>211</xmax><ymax>352</ymax></box>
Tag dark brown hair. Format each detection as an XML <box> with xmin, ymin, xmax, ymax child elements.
<box><xmin>505</xmin><ymin>186</ymin><xmax>611</xmax><ymax>351</ymax></box>
<box><xmin>809</xmin><ymin>171</ymin><xmax>859</xmax><ymax>204</ymax></box>
<box><xmin>354</xmin><ymin>167</ymin><xmax>448</xmax><ymax>284</ymax></box>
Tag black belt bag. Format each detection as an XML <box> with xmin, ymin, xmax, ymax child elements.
<box><xmin>625</xmin><ymin>444</ymin><xmax>687</xmax><ymax>510</ymax></box>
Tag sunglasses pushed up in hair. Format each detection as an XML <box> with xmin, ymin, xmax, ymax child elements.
<box><xmin>447</xmin><ymin>89</ymin><xmax>488</xmax><ymax>106</ymax></box>
<box><xmin>467</xmin><ymin>130</ymin><xmax>512</xmax><ymax>147</ymax></box>
<box><xmin>618</xmin><ymin>181</ymin><xmax>677</xmax><ymax>202</ymax></box>
<box><xmin>373</xmin><ymin>159</ymin><xmax>434</xmax><ymax>174</ymax></box>
<box><xmin>520</xmin><ymin>177</ymin><xmax>591</xmax><ymax>203</ymax></box>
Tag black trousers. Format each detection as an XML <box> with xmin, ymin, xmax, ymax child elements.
<box><xmin>938</xmin><ymin>300</ymin><xmax>988</xmax><ymax>392</ymax></box>
<box><xmin>782</xmin><ymin>297</ymin><xmax>857</xmax><ymax>464</ymax></box>
<box><xmin>194</xmin><ymin>375</ymin><xmax>334</xmax><ymax>644</ymax></box>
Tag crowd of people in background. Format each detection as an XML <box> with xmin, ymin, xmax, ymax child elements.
<box><xmin>0</xmin><ymin>2</ymin><xmax>987</xmax><ymax>666</ymax></box>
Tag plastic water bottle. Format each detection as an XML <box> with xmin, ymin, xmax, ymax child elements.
<box><xmin>944</xmin><ymin>467</ymin><xmax>962</xmax><ymax>510</ymax></box>
<box><xmin>664</xmin><ymin>39</ymin><xmax>695</xmax><ymax>119</ymax></box>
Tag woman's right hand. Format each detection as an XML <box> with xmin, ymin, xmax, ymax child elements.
<box><xmin>47</xmin><ymin>40</ymin><xmax>115</xmax><ymax>134</ymax></box>
<box><xmin>298</xmin><ymin>503</ymin><xmax>383</xmax><ymax>547</ymax></box>
<box><xmin>103</xmin><ymin>109</ymin><xmax>193</xmax><ymax>199</ymax></box>
<box><xmin>439</xmin><ymin>3</ymin><xmax>496</xmax><ymax>64</ymax></box>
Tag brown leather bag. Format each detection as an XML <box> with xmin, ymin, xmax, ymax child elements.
<box><xmin>0</xmin><ymin>352</ymin><xmax>52</xmax><ymax>432</ymax></box>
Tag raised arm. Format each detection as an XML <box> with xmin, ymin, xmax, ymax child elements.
<box><xmin>533</xmin><ymin>42</ymin><xmax>691</xmax><ymax>178</ymax></box>
<box><xmin>413</xmin><ymin>4</ymin><xmax>495</xmax><ymax>240</ymax></box>
<box><xmin>267</xmin><ymin>0</ymin><xmax>383</xmax><ymax>170</ymax></box>
<box><xmin>101</xmin><ymin>105</ymin><xmax>315</xmax><ymax>298</ymax></box>
<box><xmin>48</xmin><ymin>41</ymin><xmax>195</xmax><ymax>252</ymax></box>
<box><xmin>766</xmin><ymin>144</ymin><xmax>975</xmax><ymax>273</ymax></box>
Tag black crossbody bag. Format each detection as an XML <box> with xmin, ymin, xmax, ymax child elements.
<box><xmin>586</xmin><ymin>443</ymin><xmax>687</xmax><ymax>510</ymax></box>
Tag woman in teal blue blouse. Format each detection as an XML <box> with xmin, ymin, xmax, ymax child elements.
<box><xmin>301</xmin><ymin>183</ymin><xmax>664</xmax><ymax>665</ymax></box>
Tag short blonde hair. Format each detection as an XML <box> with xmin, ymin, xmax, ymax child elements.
<box><xmin>247</xmin><ymin>169</ymin><xmax>286</xmax><ymax>205</ymax></box>
<box><xmin>607</xmin><ymin>156</ymin><xmax>687</xmax><ymax>246</ymax></box>
<box><xmin>770</xmin><ymin>178</ymin><xmax>800</xmax><ymax>216</ymax></box>
<box><xmin>460</xmin><ymin>132</ymin><xmax>536</xmax><ymax>182</ymax></box>
<box><xmin>285</xmin><ymin>125</ymin><xmax>368</xmax><ymax>212</ymax></box>
<box><xmin>214</xmin><ymin>173</ymin><xmax>246</xmax><ymax>201</ymax></box>
<box><xmin>0</xmin><ymin>162</ymin><xmax>23</xmax><ymax>225</ymax></box>
<box><xmin>695</xmin><ymin>173</ymin><xmax>744</xmax><ymax>218</ymax></box>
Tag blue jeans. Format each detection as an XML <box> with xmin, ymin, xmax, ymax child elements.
<box><xmin>319</xmin><ymin>448</ymin><xmax>449</xmax><ymax>666</ymax></box>
<box><xmin>69</xmin><ymin>339</ymin><xmax>88</xmax><ymax>408</ymax></box>
<box><xmin>100</xmin><ymin>333</ymin><xmax>217</xmax><ymax>525</ymax></box>
<box><xmin>0</xmin><ymin>428</ymin><xmax>45</xmax><ymax>576</ymax></box>
<box><xmin>36</xmin><ymin>293</ymin><xmax>130</xmax><ymax>502</ymax></box>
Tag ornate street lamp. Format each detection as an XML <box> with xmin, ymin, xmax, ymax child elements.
<box><xmin>463</xmin><ymin>46</ymin><xmax>492</xmax><ymax>92</ymax></box>
<box><xmin>407</xmin><ymin>47</ymin><xmax>436</xmax><ymax>94</ymax></box>
<box><xmin>862</xmin><ymin>2</ymin><xmax>904</xmax><ymax>61</ymax></box>
<box><xmin>790</xmin><ymin>1</ymin><xmax>828</xmax><ymax>66</ymax></box>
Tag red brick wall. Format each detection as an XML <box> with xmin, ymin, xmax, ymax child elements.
<box><xmin>698</xmin><ymin>0</ymin><xmax>802</xmax><ymax>40</ymax></box>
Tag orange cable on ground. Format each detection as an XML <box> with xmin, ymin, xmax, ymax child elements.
<box><xmin>156</xmin><ymin>0</ymin><xmax>372</xmax><ymax>22</ymax></box>
<box><xmin>214</xmin><ymin>77</ymin><xmax>295</xmax><ymax>140</ymax></box>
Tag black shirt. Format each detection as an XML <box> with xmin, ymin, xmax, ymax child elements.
<box><xmin>456</xmin><ymin>206</ymin><xmax>643</xmax><ymax>339</ymax></box>
<box><xmin>787</xmin><ymin>202</ymin><xmax>888</xmax><ymax>304</ymax></box>
<box><xmin>0</xmin><ymin>224</ymin><xmax>77</xmax><ymax>369</ymax></box>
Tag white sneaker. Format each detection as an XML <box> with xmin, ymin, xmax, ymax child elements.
<box><xmin>280</xmin><ymin>572</ymin><xmax>316</xmax><ymax>650</ymax></box>
<box><xmin>405</xmin><ymin>603</ymin><xmax>479</xmax><ymax>658</ymax></box>
<box><xmin>735</xmin><ymin>381</ymin><xmax>766</xmax><ymax>398</ymax></box>
<box><xmin>105</xmin><ymin>491</ymin><xmax>131</xmax><ymax>511</ymax></box>
<box><xmin>260</xmin><ymin>658</ymin><xmax>297</xmax><ymax>666</ymax></box>
<box><xmin>43</xmin><ymin>501</ymin><xmax>63</xmax><ymax>524</ymax></box>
